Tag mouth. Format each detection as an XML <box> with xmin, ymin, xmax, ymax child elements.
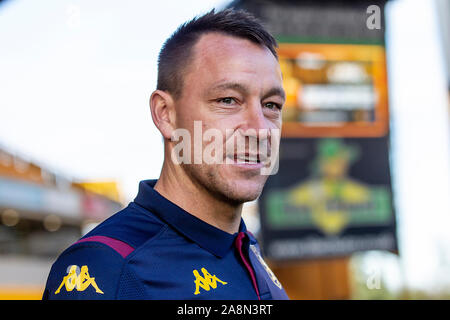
<box><xmin>225</xmin><ymin>153</ymin><xmax>269</xmax><ymax>166</ymax></box>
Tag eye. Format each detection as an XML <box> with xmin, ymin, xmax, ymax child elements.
<box><xmin>264</xmin><ymin>102</ymin><xmax>282</xmax><ymax>110</ymax></box>
<box><xmin>217</xmin><ymin>97</ymin><xmax>236</xmax><ymax>105</ymax></box>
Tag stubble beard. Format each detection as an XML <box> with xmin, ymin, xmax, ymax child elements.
<box><xmin>181</xmin><ymin>162</ymin><xmax>266</xmax><ymax>206</ymax></box>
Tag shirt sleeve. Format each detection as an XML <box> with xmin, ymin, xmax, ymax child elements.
<box><xmin>42</xmin><ymin>242</ymin><xmax>126</xmax><ymax>300</ymax></box>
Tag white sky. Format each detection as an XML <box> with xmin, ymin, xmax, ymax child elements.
<box><xmin>0</xmin><ymin>0</ymin><xmax>228</xmax><ymax>201</ymax></box>
<box><xmin>385</xmin><ymin>0</ymin><xmax>450</xmax><ymax>291</ymax></box>
<box><xmin>1</xmin><ymin>0</ymin><xmax>450</xmax><ymax>292</ymax></box>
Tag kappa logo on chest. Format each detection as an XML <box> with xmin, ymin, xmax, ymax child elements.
<box><xmin>193</xmin><ymin>267</ymin><xmax>227</xmax><ymax>295</ymax></box>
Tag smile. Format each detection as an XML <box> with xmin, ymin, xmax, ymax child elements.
<box><xmin>225</xmin><ymin>153</ymin><xmax>268</xmax><ymax>169</ymax></box>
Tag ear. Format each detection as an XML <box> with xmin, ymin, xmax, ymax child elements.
<box><xmin>150</xmin><ymin>90</ymin><xmax>176</xmax><ymax>140</ymax></box>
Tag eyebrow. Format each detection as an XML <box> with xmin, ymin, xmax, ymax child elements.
<box><xmin>262</xmin><ymin>86</ymin><xmax>286</xmax><ymax>101</ymax></box>
<box><xmin>208</xmin><ymin>82</ymin><xmax>249</xmax><ymax>96</ymax></box>
<box><xmin>208</xmin><ymin>82</ymin><xmax>286</xmax><ymax>101</ymax></box>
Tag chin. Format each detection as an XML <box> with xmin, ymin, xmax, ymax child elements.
<box><xmin>221</xmin><ymin>177</ymin><xmax>266</xmax><ymax>204</ymax></box>
<box><xmin>185</xmin><ymin>164</ymin><xmax>268</xmax><ymax>204</ymax></box>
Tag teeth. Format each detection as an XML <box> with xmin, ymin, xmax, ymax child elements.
<box><xmin>226</xmin><ymin>155</ymin><xmax>263</xmax><ymax>163</ymax></box>
<box><xmin>236</xmin><ymin>155</ymin><xmax>258</xmax><ymax>162</ymax></box>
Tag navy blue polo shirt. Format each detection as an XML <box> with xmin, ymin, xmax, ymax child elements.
<box><xmin>43</xmin><ymin>180</ymin><xmax>289</xmax><ymax>300</ymax></box>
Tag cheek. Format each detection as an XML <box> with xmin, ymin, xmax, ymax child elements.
<box><xmin>268</xmin><ymin>115</ymin><xmax>282</xmax><ymax>130</ymax></box>
<box><xmin>204</xmin><ymin>118</ymin><xmax>239</xmax><ymax>145</ymax></box>
<box><xmin>175</xmin><ymin>111</ymin><xmax>195</xmax><ymax>131</ymax></box>
<box><xmin>174</xmin><ymin>97</ymin><xmax>206</xmax><ymax>128</ymax></box>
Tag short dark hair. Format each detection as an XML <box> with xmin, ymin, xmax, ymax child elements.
<box><xmin>156</xmin><ymin>8</ymin><xmax>278</xmax><ymax>99</ymax></box>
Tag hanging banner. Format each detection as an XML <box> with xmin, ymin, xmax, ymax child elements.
<box><xmin>259</xmin><ymin>137</ymin><xmax>397</xmax><ymax>260</ymax></box>
<box><xmin>278</xmin><ymin>43</ymin><xmax>389</xmax><ymax>138</ymax></box>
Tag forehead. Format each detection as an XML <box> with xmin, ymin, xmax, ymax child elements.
<box><xmin>186</xmin><ymin>32</ymin><xmax>282</xmax><ymax>89</ymax></box>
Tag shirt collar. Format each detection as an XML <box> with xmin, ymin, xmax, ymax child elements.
<box><xmin>133</xmin><ymin>179</ymin><xmax>248</xmax><ymax>258</ymax></box>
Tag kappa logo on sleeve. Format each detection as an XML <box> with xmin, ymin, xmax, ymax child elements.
<box><xmin>55</xmin><ymin>265</ymin><xmax>104</xmax><ymax>295</ymax></box>
<box><xmin>193</xmin><ymin>267</ymin><xmax>227</xmax><ymax>295</ymax></box>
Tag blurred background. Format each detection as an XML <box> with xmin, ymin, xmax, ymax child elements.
<box><xmin>0</xmin><ymin>0</ymin><xmax>449</xmax><ymax>299</ymax></box>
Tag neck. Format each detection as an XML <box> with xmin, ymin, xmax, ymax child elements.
<box><xmin>154</xmin><ymin>161</ymin><xmax>243</xmax><ymax>234</ymax></box>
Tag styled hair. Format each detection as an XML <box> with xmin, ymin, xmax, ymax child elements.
<box><xmin>156</xmin><ymin>8</ymin><xmax>278</xmax><ymax>99</ymax></box>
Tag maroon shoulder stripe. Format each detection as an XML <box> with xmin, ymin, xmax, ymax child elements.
<box><xmin>75</xmin><ymin>235</ymin><xmax>135</xmax><ymax>258</ymax></box>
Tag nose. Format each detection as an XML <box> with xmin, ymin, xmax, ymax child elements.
<box><xmin>234</xmin><ymin>101</ymin><xmax>271</xmax><ymax>156</ymax></box>
<box><xmin>241</xmin><ymin>101</ymin><xmax>268</xmax><ymax>134</ymax></box>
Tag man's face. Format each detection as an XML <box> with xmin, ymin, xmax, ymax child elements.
<box><xmin>172</xmin><ymin>32</ymin><xmax>284</xmax><ymax>203</ymax></box>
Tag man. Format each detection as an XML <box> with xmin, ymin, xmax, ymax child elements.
<box><xmin>43</xmin><ymin>8</ymin><xmax>289</xmax><ymax>300</ymax></box>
